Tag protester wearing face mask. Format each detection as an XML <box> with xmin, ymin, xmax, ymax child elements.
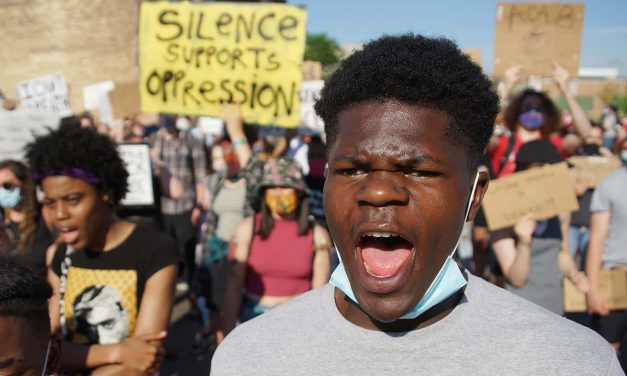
<box><xmin>192</xmin><ymin>103</ymin><xmax>252</xmax><ymax>349</ymax></box>
<box><xmin>150</xmin><ymin>114</ymin><xmax>208</xmax><ymax>291</ymax></box>
<box><xmin>491</xmin><ymin>140</ymin><xmax>589</xmax><ymax>315</ymax></box>
<box><xmin>488</xmin><ymin>63</ymin><xmax>592</xmax><ymax>178</ymax></box>
<box><xmin>220</xmin><ymin>157</ymin><xmax>331</xmax><ymax>338</ymax></box>
<box><xmin>0</xmin><ymin>160</ymin><xmax>53</xmax><ymax>279</ymax></box>
<box><xmin>0</xmin><ymin>257</ymin><xmax>61</xmax><ymax>376</ymax></box>
<box><xmin>567</xmin><ymin>125</ymin><xmax>614</xmax><ymax>274</ymax></box>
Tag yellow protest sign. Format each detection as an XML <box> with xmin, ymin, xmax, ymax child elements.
<box><xmin>139</xmin><ymin>1</ymin><xmax>307</xmax><ymax>127</ymax></box>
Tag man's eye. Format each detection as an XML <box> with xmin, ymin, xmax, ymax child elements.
<box><xmin>67</xmin><ymin>197</ymin><xmax>80</xmax><ymax>205</ymax></box>
<box><xmin>403</xmin><ymin>169</ymin><xmax>439</xmax><ymax>177</ymax></box>
<box><xmin>337</xmin><ymin>168</ymin><xmax>365</xmax><ymax>176</ymax></box>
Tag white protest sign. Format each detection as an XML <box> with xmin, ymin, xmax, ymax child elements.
<box><xmin>118</xmin><ymin>144</ymin><xmax>155</xmax><ymax>206</ymax></box>
<box><xmin>83</xmin><ymin>81</ymin><xmax>115</xmax><ymax>125</ymax></box>
<box><xmin>300</xmin><ymin>80</ymin><xmax>324</xmax><ymax>133</ymax></box>
<box><xmin>0</xmin><ymin>107</ymin><xmax>60</xmax><ymax>161</ymax></box>
<box><xmin>15</xmin><ymin>73</ymin><xmax>72</xmax><ymax>117</ymax></box>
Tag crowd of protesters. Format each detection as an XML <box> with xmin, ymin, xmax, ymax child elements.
<box><xmin>1</xmin><ymin>40</ymin><xmax>627</xmax><ymax>375</ymax></box>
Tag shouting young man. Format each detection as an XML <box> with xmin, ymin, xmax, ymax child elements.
<box><xmin>211</xmin><ymin>34</ymin><xmax>621</xmax><ymax>375</ymax></box>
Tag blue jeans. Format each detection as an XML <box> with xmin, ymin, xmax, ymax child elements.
<box><xmin>568</xmin><ymin>226</ymin><xmax>589</xmax><ymax>271</ymax></box>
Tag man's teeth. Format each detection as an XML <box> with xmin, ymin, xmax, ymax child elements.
<box><xmin>363</xmin><ymin>232</ymin><xmax>399</xmax><ymax>238</ymax></box>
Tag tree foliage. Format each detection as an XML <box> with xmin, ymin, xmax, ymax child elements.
<box><xmin>304</xmin><ymin>33</ymin><xmax>342</xmax><ymax>66</ymax></box>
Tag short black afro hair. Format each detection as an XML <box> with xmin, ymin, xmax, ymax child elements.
<box><xmin>315</xmin><ymin>34</ymin><xmax>500</xmax><ymax>168</ymax></box>
<box><xmin>0</xmin><ymin>256</ymin><xmax>52</xmax><ymax>333</ymax></box>
<box><xmin>25</xmin><ymin>124</ymin><xmax>129</xmax><ymax>204</ymax></box>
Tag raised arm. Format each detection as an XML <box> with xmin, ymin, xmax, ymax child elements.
<box><xmin>223</xmin><ymin>102</ymin><xmax>252</xmax><ymax>168</ymax></box>
<box><xmin>553</xmin><ymin>62</ymin><xmax>592</xmax><ymax>138</ymax></box>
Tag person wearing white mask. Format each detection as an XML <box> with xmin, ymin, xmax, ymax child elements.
<box><xmin>150</xmin><ymin>115</ymin><xmax>207</xmax><ymax>291</ymax></box>
<box><xmin>211</xmin><ymin>34</ymin><xmax>621</xmax><ymax>375</ymax></box>
<box><xmin>0</xmin><ymin>160</ymin><xmax>52</xmax><ymax>279</ymax></box>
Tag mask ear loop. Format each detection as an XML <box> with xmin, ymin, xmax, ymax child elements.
<box><xmin>464</xmin><ymin>171</ymin><xmax>480</xmax><ymax>222</ymax></box>
<box><xmin>40</xmin><ymin>338</ymin><xmax>51</xmax><ymax>376</ymax></box>
<box><xmin>451</xmin><ymin>171</ymin><xmax>480</xmax><ymax>259</ymax></box>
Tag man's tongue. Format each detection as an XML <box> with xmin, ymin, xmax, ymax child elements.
<box><xmin>361</xmin><ymin>237</ymin><xmax>412</xmax><ymax>278</ymax></box>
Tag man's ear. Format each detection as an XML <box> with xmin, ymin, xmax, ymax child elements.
<box><xmin>45</xmin><ymin>334</ymin><xmax>62</xmax><ymax>375</ymax></box>
<box><xmin>466</xmin><ymin>166</ymin><xmax>490</xmax><ymax>222</ymax></box>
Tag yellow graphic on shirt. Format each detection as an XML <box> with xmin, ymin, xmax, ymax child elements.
<box><xmin>64</xmin><ymin>267</ymin><xmax>137</xmax><ymax>345</ymax></box>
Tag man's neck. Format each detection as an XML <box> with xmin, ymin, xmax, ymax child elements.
<box><xmin>334</xmin><ymin>285</ymin><xmax>466</xmax><ymax>332</ymax></box>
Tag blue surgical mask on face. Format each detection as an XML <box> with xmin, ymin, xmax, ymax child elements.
<box><xmin>330</xmin><ymin>172</ymin><xmax>480</xmax><ymax>320</ymax></box>
<box><xmin>518</xmin><ymin>110</ymin><xmax>544</xmax><ymax>130</ymax></box>
<box><xmin>0</xmin><ymin>186</ymin><xmax>21</xmax><ymax>208</ymax></box>
<box><xmin>621</xmin><ymin>151</ymin><xmax>627</xmax><ymax>164</ymax></box>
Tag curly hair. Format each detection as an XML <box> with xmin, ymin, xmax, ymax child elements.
<box><xmin>503</xmin><ymin>89</ymin><xmax>561</xmax><ymax>137</ymax></box>
<box><xmin>24</xmin><ymin>124</ymin><xmax>129</xmax><ymax>204</ymax></box>
<box><xmin>0</xmin><ymin>160</ymin><xmax>38</xmax><ymax>252</ymax></box>
<box><xmin>0</xmin><ymin>256</ymin><xmax>52</xmax><ymax>333</ymax></box>
<box><xmin>314</xmin><ymin>34</ymin><xmax>500</xmax><ymax>169</ymax></box>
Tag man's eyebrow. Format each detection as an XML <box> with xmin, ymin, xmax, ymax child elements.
<box><xmin>401</xmin><ymin>155</ymin><xmax>447</xmax><ymax>166</ymax></box>
<box><xmin>331</xmin><ymin>154</ymin><xmax>446</xmax><ymax>166</ymax></box>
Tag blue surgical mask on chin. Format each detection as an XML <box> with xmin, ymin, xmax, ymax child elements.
<box><xmin>0</xmin><ymin>186</ymin><xmax>21</xmax><ymax>208</ymax></box>
<box><xmin>330</xmin><ymin>172</ymin><xmax>480</xmax><ymax>320</ymax></box>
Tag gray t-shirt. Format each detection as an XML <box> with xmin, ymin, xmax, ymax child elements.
<box><xmin>591</xmin><ymin>168</ymin><xmax>627</xmax><ymax>268</ymax></box>
<box><xmin>211</xmin><ymin>274</ymin><xmax>621</xmax><ymax>375</ymax></box>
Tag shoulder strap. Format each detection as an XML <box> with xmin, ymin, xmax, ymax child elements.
<box><xmin>495</xmin><ymin>133</ymin><xmax>516</xmax><ymax>177</ymax></box>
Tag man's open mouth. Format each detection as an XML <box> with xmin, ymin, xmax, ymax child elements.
<box><xmin>358</xmin><ymin>232</ymin><xmax>414</xmax><ymax>279</ymax></box>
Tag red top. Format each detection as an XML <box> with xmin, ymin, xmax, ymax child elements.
<box><xmin>490</xmin><ymin>133</ymin><xmax>563</xmax><ymax>178</ymax></box>
<box><xmin>245</xmin><ymin>215</ymin><xmax>314</xmax><ymax>297</ymax></box>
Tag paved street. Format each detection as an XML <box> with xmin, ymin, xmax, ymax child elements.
<box><xmin>161</xmin><ymin>296</ymin><xmax>213</xmax><ymax>376</ymax></box>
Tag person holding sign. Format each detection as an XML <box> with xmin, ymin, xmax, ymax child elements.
<box><xmin>211</xmin><ymin>35</ymin><xmax>621</xmax><ymax>375</ymax></box>
<box><xmin>489</xmin><ymin>62</ymin><xmax>592</xmax><ymax>178</ymax></box>
<box><xmin>587</xmin><ymin>137</ymin><xmax>627</xmax><ymax>358</ymax></box>
<box><xmin>25</xmin><ymin>125</ymin><xmax>179</xmax><ymax>375</ymax></box>
<box><xmin>491</xmin><ymin>140</ymin><xmax>589</xmax><ymax>315</ymax></box>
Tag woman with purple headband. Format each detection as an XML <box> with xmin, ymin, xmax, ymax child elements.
<box><xmin>25</xmin><ymin>124</ymin><xmax>179</xmax><ymax>376</ymax></box>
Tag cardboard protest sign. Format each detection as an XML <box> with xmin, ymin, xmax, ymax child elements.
<box><xmin>493</xmin><ymin>3</ymin><xmax>584</xmax><ymax>78</ymax></box>
<box><xmin>110</xmin><ymin>82</ymin><xmax>142</xmax><ymax>119</ymax></box>
<box><xmin>462</xmin><ymin>48</ymin><xmax>483</xmax><ymax>70</ymax></box>
<box><xmin>568</xmin><ymin>155</ymin><xmax>622</xmax><ymax>189</ymax></box>
<box><xmin>0</xmin><ymin>107</ymin><xmax>60</xmax><ymax>161</ymax></box>
<box><xmin>482</xmin><ymin>162</ymin><xmax>579</xmax><ymax>230</ymax></box>
<box><xmin>300</xmin><ymin>80</ymin><xmax>324</xmax><ymax>133</ymax></box>
<box><xmin>563</xmin><ymin>268</ymin><xmax>627</xmax><ymax>312</ymax></box>
<box><xmin>139</xmin><ymin>1</ymin><xmax>307</xmax><ymax>127</ymax></box>
<box><xmin>302</xmin><ymin>61</ymin><xmax>322</xmax><ymax>81</ymax></box>
<box><xmin>15</xmin><ymin>73</ymin><xmax>72</xmax><ymax>117</ymax></box>
<box><xmin>118</xmin><ymin>144</ymin><xmax>155</xmax><ymax>206</ymax></box>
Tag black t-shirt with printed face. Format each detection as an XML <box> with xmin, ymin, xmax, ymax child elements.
<box><xmin>51</xmin><ymin>224</ymin><xmax>179</xmax><ymax>346</ymax></box>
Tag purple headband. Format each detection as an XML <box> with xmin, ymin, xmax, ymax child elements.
<box><xmin>36</xmin><ymin>168</ymin><xmax>102</xmax><ymax>185</ymax></box>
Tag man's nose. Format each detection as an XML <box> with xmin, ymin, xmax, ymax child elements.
<box><xmin>355</xmin><ymin>171</ymin><xmax>409</xmax><ymax>207</ymax></box>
